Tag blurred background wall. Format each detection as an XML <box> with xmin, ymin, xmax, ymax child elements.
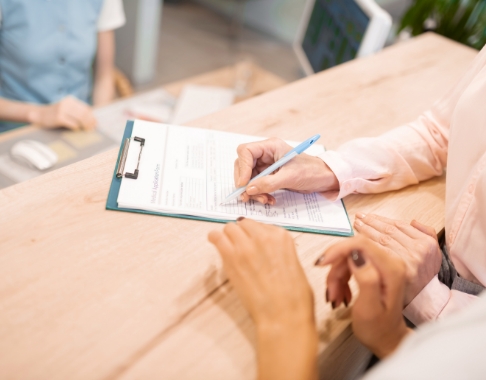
<box><xmin>193</xmin><ymin>0</ymin><xmax>411</xmax><ymax>43</ymax></box>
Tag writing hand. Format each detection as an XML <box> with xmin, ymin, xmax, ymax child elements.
<box><xmin>234</xmin><ymin>138</ymin><xmax>339</xmax><ymax>205</ymax></box>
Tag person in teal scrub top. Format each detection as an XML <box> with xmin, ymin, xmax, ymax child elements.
<box><xmin>0</xmin><ymin>0</ymin><xmax>125</xmax><ymax>133</ymax></box>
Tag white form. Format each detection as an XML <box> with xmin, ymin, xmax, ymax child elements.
<box><xmin>117</xmin><ymin>120</ymin><xmax>351</xmax><ymax>233</ymax></box>
<box><xmin>170</xmin><ymin>85</ymin><xmax>235</xmax><ymax>125</ymax></box>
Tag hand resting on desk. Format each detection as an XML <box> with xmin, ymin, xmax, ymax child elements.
<box><xmin>27</xmin><ymin>95</ymin><xmax>97</xmax><ymax>131</ymax></box>
<box><xmin>320</xmin><ymin>214</ymin><xmax>442</xmax><ymax>307</ymax></box>
<box><xmin>234</xmin><ymin>138</ymin><xmax>339</xmax><ymax>205</ymax></box>
<box><xmin>208</xmin><ymin>218</ymin><xmax>413</xmax><ymax>379</ymax></box>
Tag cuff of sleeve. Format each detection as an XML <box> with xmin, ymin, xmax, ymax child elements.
<box><xmin>318</xmin><ymin>151</ymin><xmax>355</xmax><ymax>200</ymax></box>
<box><xmin>403</xmin><ymin>275</ymin><xmax>451</xmax><ymax>326</ymax></box>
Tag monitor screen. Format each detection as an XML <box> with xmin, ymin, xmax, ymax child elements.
<box><xmin>302</xmin><ymin>0</ymin><xmax>370</xmax><ymax>72</ymax></box>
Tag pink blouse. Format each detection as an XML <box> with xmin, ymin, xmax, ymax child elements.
<box><xmin>319</xmin><ymin>44</ymin><xmax>486</xmax><ymax>326</ymax></box>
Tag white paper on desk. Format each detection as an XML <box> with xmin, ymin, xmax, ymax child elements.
<box><xmin>95</xmin><ymin>89</ymin><xmax>176</xmax><ymax>143</ymax></box>
<box><xmin>117</xmin><ymin>120</ymin><xmax>351</xmax><ymax>233</ymax></box>
<box><xmin>170</xmin><ymin>85</ymin><xmax>235</xmax><ymax>125</ymax></box>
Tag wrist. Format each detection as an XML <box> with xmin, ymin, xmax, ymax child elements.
<box><xmin>257</xmin><ymin>317</ymin><xmax>316</xmax><ymax>337</ymax></box>
<box><xmin>311</xmin><ymin>156</ymin><xmax>339</xmax><ymax>192</ymax></box>
<box><xmin>373</xmin><ymin>327</ymin><xmax>413</xmax><ymax>359</ymax></box>
<box><xmin>26</xmin><ymin>104</ymin><xmax>44</xmax><ymax>125</ymax></box>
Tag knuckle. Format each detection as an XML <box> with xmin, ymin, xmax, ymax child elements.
<box><xmin>384</xmin><ymin>225</ymin><xmax>397</xmax><ymax>235</ymax></box>
<box><xmin>414</xmin><ymin>242</ymin><xmax>427</xmax><ymax>253</ymax></box>
<box><xmin>365</xmin><ymin>214</ymin><xmax>376</xmax><ymax>222</ymax></box>
<box><xmin>223</xmin><ymin>223</ymin><xmax>235</xmax><ymax>235</ymax></box>
<box><xmin>378</xmin><ymin>234</ymin><xmax>392</xmax><ymax>246</ymax></box>
<box><xmin>394</xmin><ymin>221</ymin><xmax>408</xmax><ymax>229</ymax></box>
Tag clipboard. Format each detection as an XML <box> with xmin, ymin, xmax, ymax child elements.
<box><xmin>106</xmin><ymin>121</ymin><xmax>354</xmax><ymax>237</ymax></box>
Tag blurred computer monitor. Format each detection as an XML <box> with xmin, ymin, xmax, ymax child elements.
<box><xmin>294</xmin><ymin>0</ymin><xmax>392</xmax><ymax>75</ymax></box>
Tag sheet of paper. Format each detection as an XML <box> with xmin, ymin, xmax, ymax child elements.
<box><xmin>95</xmin><ymin>88</ymin><xmax>176</xmax><ymax>143</ymax></box>
<box><xmin>117</xmin><ymin>120</ymin><xmax>351</xmax><ymax>233</ymax></box>
<box><xmin>170</xmin><ymin>85</ymin><xmax>235</xmax><ymax>125</ymax></box>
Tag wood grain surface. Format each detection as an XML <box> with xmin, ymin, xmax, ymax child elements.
<box><xmin>0</xmin><ymin>34</ymin><xmax>477</xmax><ymax>380</ymax></box>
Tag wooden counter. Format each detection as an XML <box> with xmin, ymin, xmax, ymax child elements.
<box><xmin>0</xmin><ymin>34</ymin><xmax>477</xmax><ymax>379</ymax></box>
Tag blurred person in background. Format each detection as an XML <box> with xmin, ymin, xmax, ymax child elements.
<box><xmin>209</xmin><ymin>218</ymin><xmax>486</xmax><ymax>379</ymax></box>
<box><xmin>0</xmin><ymin>0</ymin><xmax>125</xmax><ymax>133</ymax></box>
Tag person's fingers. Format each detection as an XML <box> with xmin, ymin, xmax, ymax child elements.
<box><xmin>326</xmin><ymin>258</ymin><xmax>351</xmax><ymax>308</ymax></box>
<box><xmin>236</xmin><ymin>217</ymin><xmax>276</xmax><ymax>242</ymax></box>
<box><xmin>343</xmin><ymin>282</ymin><xmax>352</xmax><ymax>306</ymax></box>
<box><xmin>208</xmin><ymin>230</ymin><xmax>235</xmax><ymax>258</ymax></box>
<box><xmin>59</xmin><ymin>114</ymin><xmax>82</xmax><ymax>130</ymax></box>
<box><xmin>240</xmin><ymin>191</ymin><xmax>250</xmax><ymax>202</ymax></box>
<box><xmin>246</xmin><ymin>172</ymin><xmax>290</xmax><ymax>196</ymax></box>
<box><xmin>234</xmin><ymin>158</ymin><xmax>242</xmax><ymax>187</ymax></box>
<box><xmin>84</xmin><ymin>112</ymin><xmax>97</xmax><ymax>130</ymax></box>
<box><xmin>235</xmin><ymin>143</ymin><xmax>262</xmax><ymax>187</ymax></box>
<box><xmin>363</xmin><ymin>214</ymin><xmax>427</xmax><ymax>240</ymax></box>
<box><xmin>62</xmin><ymin>96</ymin><xmax>96</xmax><ymax>130</ymax></box>
<box><xmin>410</xmin><ymin>219</ymin><xmax>438</xmax><ymax>240</ymax></box>
<box><xmin>320</xmin><ymin>238</ymin><xmax>406</xmax><ymax>310</ymax></box>
<box><xmin>348</xmin><ymin>250</ymin><xmax>384</xmax><ymax>314</ymax></box>
<box><xmin>355</xmin><ymin>213</ymin><xmax>414</xmax><ymax>248</ymax></box>
<box><xmin>356</xmin><ymin>246</ymin><xmax>407</xmax><ymax>309</ymax></box>
<box><xmin>223</xmin><ymin>222</ymin><xmax>251</xmax><ymax>249</ymax></box>
<box><xmin>248</xmin><ymin>193</ymin><xmax>276</xmax><ymax>205</ymax></box>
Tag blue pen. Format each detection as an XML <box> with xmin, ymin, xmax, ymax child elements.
<box><xmin>220</xmin><ymin>134</ymin><xmax>321</xmax><ymax>206</ymax></box>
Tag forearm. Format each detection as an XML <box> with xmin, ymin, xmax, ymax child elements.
<box><xmin>257</xmin><ymin>321</ymin><xmax>318</xmax><ymax>380</ymax></box>
<box><xmin>92</xmin><ymin>73</ymin><xmax>115</xmax><ymax>107</ymax></box>
<box><xmin>93</xmin><ymin>30</ymin><xmax>116</xmax><ymax>107</ymax></box>
<box><xmin>371</xmin><ymin>327</ymin><xmax>413</xmax><ymax>359</ymax></box>
<box><xmin>0</xmin><ymin>97</ymin><xmax>41</xmax><ymax>124</ymax></box>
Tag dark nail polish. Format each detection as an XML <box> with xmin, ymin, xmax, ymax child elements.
<box><xmin>343</xmin><ymin>299</ymin><xmax>348</xmax><ymax>308</ymax></box>
<box><xmin>326</xmin><ymin>289</ymin><xmax>329</xmax><ymax>303</ymax></box>
<box><xmin>314</xmin><ymin>255</ymin><xmax>325</xmax><ymax>266</ymax></box>
<box><xmin>332</xmin><ymin>301</ymin><xmax>336</xmax><ymax>310</ymax></box>
<box><xmin>236</xmin><ymin>217</ymin><xmax>245</xmax><ymax>222</ymax></box>
<box><xmin>350</xmin><ymin>250</ymin><xmax>365</xmax><ymax>267</ymax></box>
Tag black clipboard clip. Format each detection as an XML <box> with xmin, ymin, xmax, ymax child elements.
<box><xmin>116</xmin><ymin>136</ymin><xmax>145</xmax><ymax>180</ymax></box>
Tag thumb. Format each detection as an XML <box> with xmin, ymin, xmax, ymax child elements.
<box><xmin>348</xmin><ymin>250</ymin><xmax>384</xmax><ymax>314</ymax></box>
<box><xmin>411</xmin><ymin>220</ymin><xmax>437</xmax><ymax>240</ymax></box>
<box><xmin>246</xmin><ymin>172</ymin><xmax>289</xmax><ymax>195</ymax></box>
<box><xmin>234</xmin><ymin>151</ymin><xmax>256</xmax><ymax>188</ymax></box>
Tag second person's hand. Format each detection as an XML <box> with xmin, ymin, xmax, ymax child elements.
<box><xmin>317</xmin><ymin>236</ymin><xmax>413</xmax><ymax>359</ymax></box>
<box><xmin>208</xmin><ymin>218</ymin><xmax>318</xmax><ymax>380</ymax></box>
<box><xmin>28</xmin><ymin>95</ymin><xmax>97</xmax><ymax>131</ymax></box>
<box><xmin>234</xmin><ymin>138</ymin><xmax>339</xmax><ymax>205</ymax></box>
<box><xmin>353</xmin><ymin>213</ymin><xmax>442</xmax><ymax>306</ymax></box>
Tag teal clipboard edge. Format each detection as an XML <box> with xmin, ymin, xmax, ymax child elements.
<box><xmin>106</xmin><ymin>121</ymin><xmax>354</xmax><ymax>237</ymax></box>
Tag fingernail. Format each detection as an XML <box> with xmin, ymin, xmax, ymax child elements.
<box><xmin>314</xmin><ymin>255</ymin><xmax>325</xmax><ymax>266</ymax></box>
<box><xmin>332</xmin><ymin>301</ymin><xmax>336</xmax><ymax>310</ymax></box>
<box><xmin>355</xmin><ymin>219</ymin><xmax>363</xmax><ymax>227</ymax></box>
<box><xmin>246</xmin><ymin>186</ymin><xmax>257</xmax><ymax>195</ymax></box>
<box><xmin>356</xmin><ymin>212</ymin><xmax>366</xmax><ymax>219</ymax></box>
<box><xmin>350</xmin><ymin>250</ymin><xmax>366</xmax><ymax>267</ymax></box>
<box><xmin>236</xmin><ymin>217</ymin><xmax>245</xmax><ymax>222</ymax></box>
<box><xmin>343</xmin><ymin>299</ymin><xmax>348</xmax><ymax>308</ymax></box>
<box><xmin>326</xmin><ymin>289</ymin><xmax>329</xmax><ymax>303</ymax></box>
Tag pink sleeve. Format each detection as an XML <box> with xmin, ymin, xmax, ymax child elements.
<box><xmin>318</xmin><ymin>45</ymin><xmax>486</xmax><ymax>200</ymax></box>
<box><xmin>402</xmin><ymin>275</ymin><xmax>478</xmax><ymax>325</ymax></box>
